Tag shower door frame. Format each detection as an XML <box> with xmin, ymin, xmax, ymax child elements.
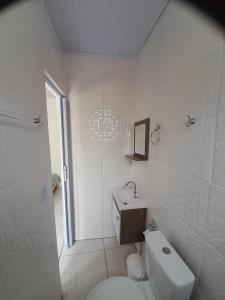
<box><xmin>45</xmin><ymin>76</ymin><xmax>75</xmax><ymax>248</ymax></box>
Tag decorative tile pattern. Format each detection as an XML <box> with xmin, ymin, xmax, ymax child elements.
<box><xmin>89</xmin><ymin>106</ymin><xmax>122</xmax><ymax>142</ymax></box>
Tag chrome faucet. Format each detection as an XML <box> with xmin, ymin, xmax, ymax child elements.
<box><xmin>125</xmin><ymin>181</ymin><xmax>138</xmax><ymax>198</ymax></box>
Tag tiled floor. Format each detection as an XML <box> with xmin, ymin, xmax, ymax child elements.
<box><xmin>53</xmin><ymin>187</ymin><xmax>64</xmax><ymax>257</ymax></box>
<box><xmin>59</xmin><ymin>237</ymin><xmax>136</xmax><ymax>300</ymax></box>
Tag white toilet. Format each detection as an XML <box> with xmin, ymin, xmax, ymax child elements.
<box><xmin>86</xmin><ymin>230</ymin><xmax>195</xmax><ymax>300</ymax></box>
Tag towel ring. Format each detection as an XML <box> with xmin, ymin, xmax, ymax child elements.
<box><xmin>151</xmin><ymin>124</ymin><xmax>160</xmax><ymax>145</ymax></box>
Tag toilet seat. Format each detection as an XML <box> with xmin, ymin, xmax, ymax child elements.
<box><xmin>86</xmin><ymin>277</ymin><xmax>146</xmax><ymax>300</ymax></box>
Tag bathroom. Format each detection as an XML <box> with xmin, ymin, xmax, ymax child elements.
<box><xmin>0</xmin><ymin>0</ymin><xmax>225</xmax><ymax>300</ymax></box>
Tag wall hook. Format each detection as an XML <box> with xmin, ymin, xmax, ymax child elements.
<box><xmin>186</xmin><ymin>115</ymin><xmax>195</xmax><ymax>127</ymax></box>
<box><xmin>151</xmin><ymin>123</ymin><xmax>161</xmax><ymax>145</ymax></box>
<box><xmin>34</xmin><ymin>115</ymin><xmax>43</xmax><ymax>125</ymax></box>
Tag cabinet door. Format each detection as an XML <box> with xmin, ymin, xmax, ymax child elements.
<box><xmin>120</xmin><ymin>208</ymin><xmax>146</xmax><ymax>244</ymax></box>
<box><xmin>112</xmin><ymin>199</ymin><xmax>121</xmax><ymax>243</ymax></box>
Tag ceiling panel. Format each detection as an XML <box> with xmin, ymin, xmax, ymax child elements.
<box><xmin>45</xmin><ymin>0</ymin><xmax>168</xmax><ymax>57</ymax></box>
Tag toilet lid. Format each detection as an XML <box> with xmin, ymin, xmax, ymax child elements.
<box><xmin>86</xmin><ymin>277</ymin><xmax>146</xmax><ymax>300</ymax></box>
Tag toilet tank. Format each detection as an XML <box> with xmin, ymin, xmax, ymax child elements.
<box><xmin>144</xmin><ymin>230</ymin><xmax>195</xmax><ymax>300</ymax></box>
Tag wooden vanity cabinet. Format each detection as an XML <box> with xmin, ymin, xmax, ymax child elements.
<box><xmin>112</xmin><ymin>197</ymin><xmax>147</xmax><ymax>245</ymax></box>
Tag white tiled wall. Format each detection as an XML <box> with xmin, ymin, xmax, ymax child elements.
<box><xmin>131</xmin><ymin>1</ymin><xmax>225</xmax><ymax>299</ymax></box>
<box><xmin>0</xmin><ymin>1</ymin><xmax>66</xmax><ymax>299</ymax></box>
<box><xmin>65</xmin><ymin>55</ymin><xmax>135</xmax><ymax>239</ymax></box>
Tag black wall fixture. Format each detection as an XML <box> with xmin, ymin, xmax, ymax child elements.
<box><xmin>181</xmin><ymin>0</ymin><xmax>225</xmax><ymax>29</ymax></box>
<box><xmin>0</xmin><ymin>0</ymin><xmax>24</xmax><ymax>12</ymax></box>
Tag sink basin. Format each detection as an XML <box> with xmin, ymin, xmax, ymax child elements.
<box><xmin>113</xmin><ymin>188</ymin><xmax>148</xmax><ymax>211</ymax></box>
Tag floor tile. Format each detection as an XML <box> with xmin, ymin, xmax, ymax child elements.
<box><xmin>103</xmin><ymin>237</ymin><xmax>120</xmax><ymax>249</ymax></box>
<box><xmin>62</xmin><ymin>238</ymin><xmax>104</xmax><ymax>256</ymax></box>
<box><xmin>60</xmin><ymin>251</ymin><xmax>107</xmax><ymax>300</ymax></box>
<box><xmin>105</xmin><ymin>244</ymin><xmax>136</xmax><ymax>277</ymax></box>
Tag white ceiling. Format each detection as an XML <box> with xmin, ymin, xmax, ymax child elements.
<box><xmin>45</xmin><ymin>0</ymin><xmax>168</xmax><ymax>57</ymax></box>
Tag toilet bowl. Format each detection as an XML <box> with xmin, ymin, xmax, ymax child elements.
<box><xmin>86</xmin><ymin>277</ymin><xmax>147</xmax><ymax>300</ymax></box>
<box><xmin>86</xmin><ymin>230</ymin><xmax>195</xmax><ymax>300</ymax></box>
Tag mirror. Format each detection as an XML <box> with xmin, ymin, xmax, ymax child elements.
<box><xmin>134</xmin><ymin>118</ymin><xmax>150</xmax><ymax>160</ymax></box>
<box><xmin>135</xmin><ymin>124</ymin><xmax>146</xmax><ymax>155</ymax></box>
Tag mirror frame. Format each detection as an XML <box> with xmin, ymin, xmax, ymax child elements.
<box><xmin>134</xmin><ymin>118</ymin><xmax>150</xmax><ymax>160</ymax></box>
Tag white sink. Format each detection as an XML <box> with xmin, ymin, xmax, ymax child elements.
<box><xmin>113</xmin><ymin>188</ymin><xmax>148</xmax><ymax>211</ymax></box>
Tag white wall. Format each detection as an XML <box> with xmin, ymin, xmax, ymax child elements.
<box><xmin>47</xmin><ymin>95</ymin><xmax>61</xmax><ymax>176</ymax></box>
<box><xmin>0</xmin><ymin>1</ymin><xmax>66</xmax><ymax>299</ymax></box>
<box><xmin>131</xmin><ymin>1</ymin><xmax>225</xmax><ymax>299</ymax></box>
<box><xmin>65</xmin><ymin>55</ymin><xmax>135</xmax><ymax>239</ymax></box>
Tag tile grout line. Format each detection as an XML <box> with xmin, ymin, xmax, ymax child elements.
<box><xmin>103</xmin><ymin>241</ymin><xmax>109</xmax><ymax>278</ymax></box>
<box><xmin>61</xmin><ymin>248</ymin><xmax>106</xmax><ymax>258</ymax></box>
